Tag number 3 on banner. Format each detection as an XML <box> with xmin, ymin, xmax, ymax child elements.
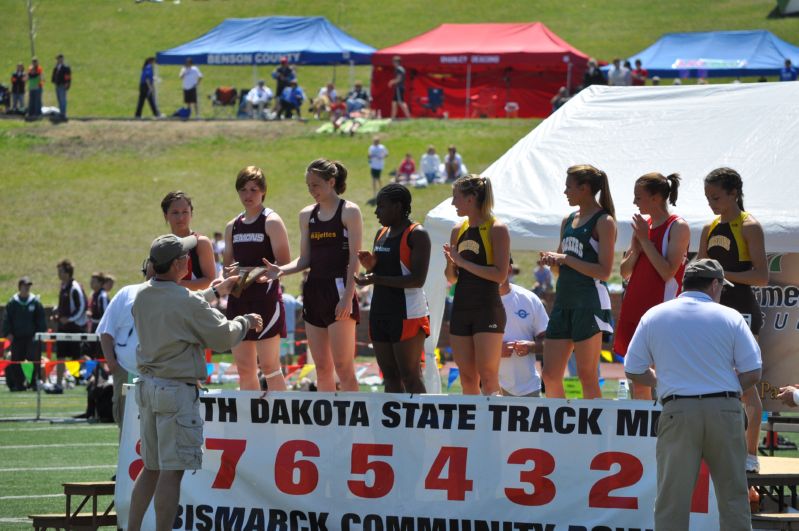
<box><xmin>348</xmin><ymin>443</ymin><xmax>395</xmax><ymax>498</ymax></box>
<box><xmin>425</xmin><ymin>446</ymin><xmax>473</xmax><ymax>501</ymax></box>
<box><xmin>505</xmin><ymin>448</ymin><xmax>556</xmax><ymax>506</ymax></box>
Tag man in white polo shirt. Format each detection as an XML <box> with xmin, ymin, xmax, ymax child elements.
<box><xmin>96</xmin><ymin>258</ymin><xmax>153</xmax><ymax>433</ymax></box>
<box><xmin>127</xmin><ymin>234</ymin><xmax>262</xmax><ymax>531</ymax></box>
<box><xmin>499</xmin><ymin>257</ymin><xmax>549</xmax><ymax>397</ymax></box>
<box><xmin>624</xmin><ymin>258</ymin><xmax>761</xmax><ymax>531</ymax></box>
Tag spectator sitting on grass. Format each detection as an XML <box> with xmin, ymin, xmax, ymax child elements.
<box><xmin>346</xmin><ymin>80</ymin><xmax>371</xmax><ymax>114</ymax></box>
<box><xmin>420</xmin><ymin>145</ymin><xmax>441</xmax><ymax>184</ymax></box>
<box><xmin>444</xmin><ymin>145</ymin><xmax>464</xmax><ymax>182</ymax></box>
<box><xmin>395</xmin><ymin>153</ymin><xmax>416</xmax><ymax>184</ymax></box>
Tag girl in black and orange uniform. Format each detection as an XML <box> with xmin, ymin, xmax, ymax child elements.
<box><xmin>698</xmin><ymin>167</ymin><xmax>769</xmax><ymax>473</ymax></box>
<box><xmin>223</xmin><ymin>166</ymin><xmax>291</xmax><ymax>391</ymax></box>
<box><xmin>161</xmin><ymin>191</ymin><xmax>215</xmax><ymax>291</ymax></box>
<box><xmin>443</xmin><ymin>175</ymin><xmax>510</xmax><ymax>395</ymax></box>
<box><xmin>262</xmin><ymin>159</ymin><xmax>363</xmax><ymax>392</ymax></box>
<box><xmin>356</xmin><ymin>184</ymin><xmax>431</xmax><ymax>393</ymax></box>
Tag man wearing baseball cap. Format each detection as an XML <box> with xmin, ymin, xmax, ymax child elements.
<box><xmin>127</xmin><ymin>234</ymin><xmax>263</xmax><ymax>531</ymax></box>
<box><xmin>2</xmin><ymin>276</ymin><xmax>47</xmax><ymax>391</ymax></box>
<box><xmin>624</xmin><ymin>258</ymin><xmax>762</xmax><ymax>530</ymax></box>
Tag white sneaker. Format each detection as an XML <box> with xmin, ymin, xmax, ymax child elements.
<box><xmin>746</xmin><ymin>454</ymin><xmax>760</xmax><ymax>473</ymax></box>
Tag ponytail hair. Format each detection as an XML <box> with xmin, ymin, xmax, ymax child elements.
<box><xmin>453</xmin><ymin>174</ymin><xmax>494</xmax><ymax>219</ymax></box>
<box><xmin>567</xmin><ymin>164</ymin><xmax>616</xmax><ymax>219</ymax></box>
<box><xmin>705</xmin><ymin>167</ymin><xmax>744</xmax><ymax>210</ymax></box>
<box><xmin>376</xmin><ymin>183</ymin><xmax>412</xmax><ymax>219</ymax></box>
<box><xmin>161</xmin><ymin>190</ymin><xmax>194</xmax><ymax>215</ymax></box>
<box><xmin>307</xmin><ymin>158</ymin><xmax>348</xmax><ymax>194</ymax></box>
<box><xmin>636</xmin><ymin>172</ymin><xmax>681</xmax><ymax>206</ymax></box>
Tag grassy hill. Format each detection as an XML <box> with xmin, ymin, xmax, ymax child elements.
<box><xmin>1</xmin><ymin>0</ymin><xmax>797</xmax><ymax>303</ymax></box>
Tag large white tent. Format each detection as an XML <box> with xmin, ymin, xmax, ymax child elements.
<box><xmin>423</xmin><ymin>82</ymin><xmax>799</xmax><ymax>356</ymax></box>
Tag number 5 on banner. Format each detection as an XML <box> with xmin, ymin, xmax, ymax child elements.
<box><xmin>348</xmin><ymin>443</ymin><xmax>395</xmax><ymax>498</ymax></box>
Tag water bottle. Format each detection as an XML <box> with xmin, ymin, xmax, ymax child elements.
<box><xmin>617</xmin><ymin>378</ymin><xmax>629</xmax><ymax>400</ymax></box>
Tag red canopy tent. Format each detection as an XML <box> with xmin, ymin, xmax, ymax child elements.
<box><xmin>371</xmin><ymin>23</ymin><xmax>589</xmax><ymax>119</ymax></box>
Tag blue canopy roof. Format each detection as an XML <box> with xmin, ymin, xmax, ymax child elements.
<box><xmin>620</xmin><ymin>30</ymin><xmax>799</xmax><ymax>78</ymax></box>
<box><xmin>156</xmin><ymin>16</ymin><xmax>375</xmax><ymax>66</ymax></box>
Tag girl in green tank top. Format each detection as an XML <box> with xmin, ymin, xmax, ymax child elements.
<box><xmin>540</xmin><ymin>165</ymin><xmax>617</xmax><ymax>400</ymax></box>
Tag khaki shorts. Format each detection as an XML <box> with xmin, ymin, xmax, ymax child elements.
<box><xmin>134</xmin><ymin>377</ymin><xmax>203</xmax><ymax>471</ymax></box>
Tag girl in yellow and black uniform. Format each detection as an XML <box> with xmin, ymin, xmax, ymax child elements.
<box><xmin>698</xmin><ymin>167</ymin><xmax>768</xmax><ymax>474</ymax></box>
<box><xmin>443</xmin><ymin>175</ymin><xmax>510</xmax><ymax>395</ymax></box>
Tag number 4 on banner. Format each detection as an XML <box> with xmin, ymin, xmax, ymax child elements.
<box><xmin>424</xmin><ymin>446</ymin><xmax>473</xmax><ymax>501</ymax></box>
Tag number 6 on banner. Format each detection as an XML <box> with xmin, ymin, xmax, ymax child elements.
<box><xmin>348</xmin><ymin>443</ymin><xmax>395</xmax><ymax>498</ymax></box>
<box><xmin>275</xmin><ymin>440</ymin><xmax>320</xmax><ymax>495</ymax></box>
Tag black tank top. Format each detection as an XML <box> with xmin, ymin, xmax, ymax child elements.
<box><xmin>308</xmin><ymin>200</ymin><xmax>350</xmax><ymax>279</ymax></box>
<box><xmin>231</xmin><ymin>208</ymin><xmax>280</xmax><ymax>301</ymax></box>
<box><xmin>706</xmin><ymin>212</ymin><xmax>760</xmax><ymax>324</ymax></box>
<box><xmin>371</xmin><ymin>223</ymin><xmax>427</xmax><ymax>319</ymax></box>
<box><xmin>453</xmin><ymin>225</ymin><xmax>500</xmax><ymax>310</ymax></box>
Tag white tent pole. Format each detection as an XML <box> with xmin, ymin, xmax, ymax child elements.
<box><xmin>465</xmin><ymin>62</ymin><xmax>471</xmax><ymax>118</ymax></box>
<box><xmin>349</xmin><ymin>60</ymin><xmax>355</xmax><ymax>89</ymax></box>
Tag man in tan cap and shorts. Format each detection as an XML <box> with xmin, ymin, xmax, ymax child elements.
<box><xmin>127</xmin><ymin>234</ymin><xmax>263</xmax><ymax>531</ymax></box>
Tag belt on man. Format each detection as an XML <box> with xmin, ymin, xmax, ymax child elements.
<box><xmin>661</xmin><ymin>391</ymin><xmax>740</xmax><ymax>404</ymax></box>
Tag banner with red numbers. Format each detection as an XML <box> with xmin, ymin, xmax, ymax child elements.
<box><xmin>116</xmin><ymin>390</ymin><xmax>720</xmax><ymax>530</ymax></box>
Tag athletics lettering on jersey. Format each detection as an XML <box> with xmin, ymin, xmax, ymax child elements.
<box><xmin>708</xmin><ymin>234</ymin><xmax>731</xmax><ymax>252</ymax></box>
<box><xmin>310</xmin><ymin>231</ymin><xmax>337</xmax><ymax>241</ymax></box>
<box><xmin>232</xmin><ymin>233</ymin><xmax>265</xmax><ymax>244</ymax></box>
<box><xmin>561</xmin><ymin>236</ymin><xmax>584</xmax><ymax>257</ymax></box>
<box><xmin>457</xmin><ymin>239</ymin><xmax>481</xmax><ymax>255</ymax></box>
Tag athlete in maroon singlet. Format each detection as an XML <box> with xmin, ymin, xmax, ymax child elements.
<box><xmin>161</xmin><ymin>191</ymin><xmax>215</xmax><ymax>291</ymax></box>
<box><xmin>262</xmin><ymin>159</ymin><xmax>363</xmax><ymax>392</ymax></box>
<box><xmin>223</xmin><ymin>166</ymin><xmax>291</xmax><ymax>391</ymax></box>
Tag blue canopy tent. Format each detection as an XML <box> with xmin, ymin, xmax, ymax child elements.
<box><xmin>615</xmin><ymin>30</ymin><xmax>799</xmax><ymax>78</ymax></box>
<box><xmin>156</xmin><ymin>16</ymin><xmax>375</xmax><ymax>66</ymax></box>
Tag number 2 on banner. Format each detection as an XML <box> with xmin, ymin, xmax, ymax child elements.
<box><xmin>425</xmin><ymin>446</ymin><xmax>473</xmax><ymax>501</ymax></box>
<box><xmin>589</xmin><ymin>452</ymin><xmax>642</xmax><ymax>509</ymax></box>
<box><xmin>205</xmin><ymin>438</ymin><xmax>247</xmax><ymax>489</ymax></box>
<box><xmin>348</xmin><ymin>443</ymin><xmax>394</xmax><ymax>498</ymax></box>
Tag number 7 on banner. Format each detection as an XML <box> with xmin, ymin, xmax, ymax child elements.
<box><xmin>205</xmin><ymin>438</ymin><xmax>247</xmax><ymax>489</ymax></box>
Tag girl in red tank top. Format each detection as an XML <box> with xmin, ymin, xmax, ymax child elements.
<box><xmin>161</xmin><ymin>191</ymin><xmax>215</xmax><ymax>291</ymax></box>
<box><xmin>261</xmin><ymin>159</ymin><xmax>363</xmax><ymax>392</ymax></box>
<box><xmin>616</xmin><ymin>172</ymin><xmax>689</xmax><ymax>400</ymax></box>
<box><xmin>223</xmin><ymin>166</ymin><xmax>291</xmax><ymax>391</ymax></box>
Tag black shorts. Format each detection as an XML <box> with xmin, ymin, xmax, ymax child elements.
<box><xmin>449</xmin><ymin>303</ymin><xmax>506</xmax><ymax>336</ymax></box>
<box><xmin>721</xmin><ymin>288</ymin><xmax>763</xmax><ymax>335</ymax></box>
<box><xmin>370</xmin><ymin>316</ymin><xmax>430</xmax><ymax>343</ymax></box>
<box><xmin>393</xmin><ymin>86</ymin><xmax>405</xmax><ymax>103</ymax></box>
<box><xmin>183</xmin><ymin>87</ymin><xmax>197</xmax><ymax>104</ymax></box>
<box><xmin>302</xmin><ymin>276</ymin><xmax>360</xmax><ymax>328</ymax></box>
<box><xmin>370</xmin><ymin>168</ymin><xmax>382</xmax><ymax>180</ymax></box>
<box><xmin>226</xmin><ymin>296</ymin><xmax>286</xmax><ymax>341</ymax></box>
<box><xmin>56</xmin><ymin>321</ymin><xmax>84</xmax><ymax>360</ymax></box>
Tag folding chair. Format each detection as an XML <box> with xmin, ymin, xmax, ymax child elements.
<box><xmin>418</xmin><ymin>88</ymin><xmax>444</xmax><ymax>117</ymax></box>
<box><xmin>210</xmin><ymin>86</ymin><xmax>238</xmax><ymax>118</ymax></box>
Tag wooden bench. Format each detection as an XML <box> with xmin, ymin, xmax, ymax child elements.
<box><xmin>752</xmin><ymin>512</ymin><xmax>799</xmax><ymax>530</ymax></box>
<box><xmin>29</xmin><ymin>481</ymin><xmax>116</xmax><ymax>530</ymax></box>
<box><xmin>761</xmin><ymin>415</ymin><xmax>799</xmax><ymax>456</ymax></box>
<box><xmin>749</xmin><ymin>457</ymin><xmax>799</xmax><ymax>513</ymax></box>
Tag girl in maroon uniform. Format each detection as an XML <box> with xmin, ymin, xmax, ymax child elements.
<box><xmin>616</xmin><ymin>173</ymin><xmax>689</xmax><ymax>400</ymax></box>
<box><xmin>223</xmin><ymin>166</ymin><xmax>291</xmax><ymax>391</ymax></box>
<box><xmin>161</xmin><ymin>191</ymin><xmax>215</xmax><ymax>291</ymax></box>
<box><xmin>262</xmin><ymin>159</ymin><xmax>363</xmax><ymax>392</ymax></box>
